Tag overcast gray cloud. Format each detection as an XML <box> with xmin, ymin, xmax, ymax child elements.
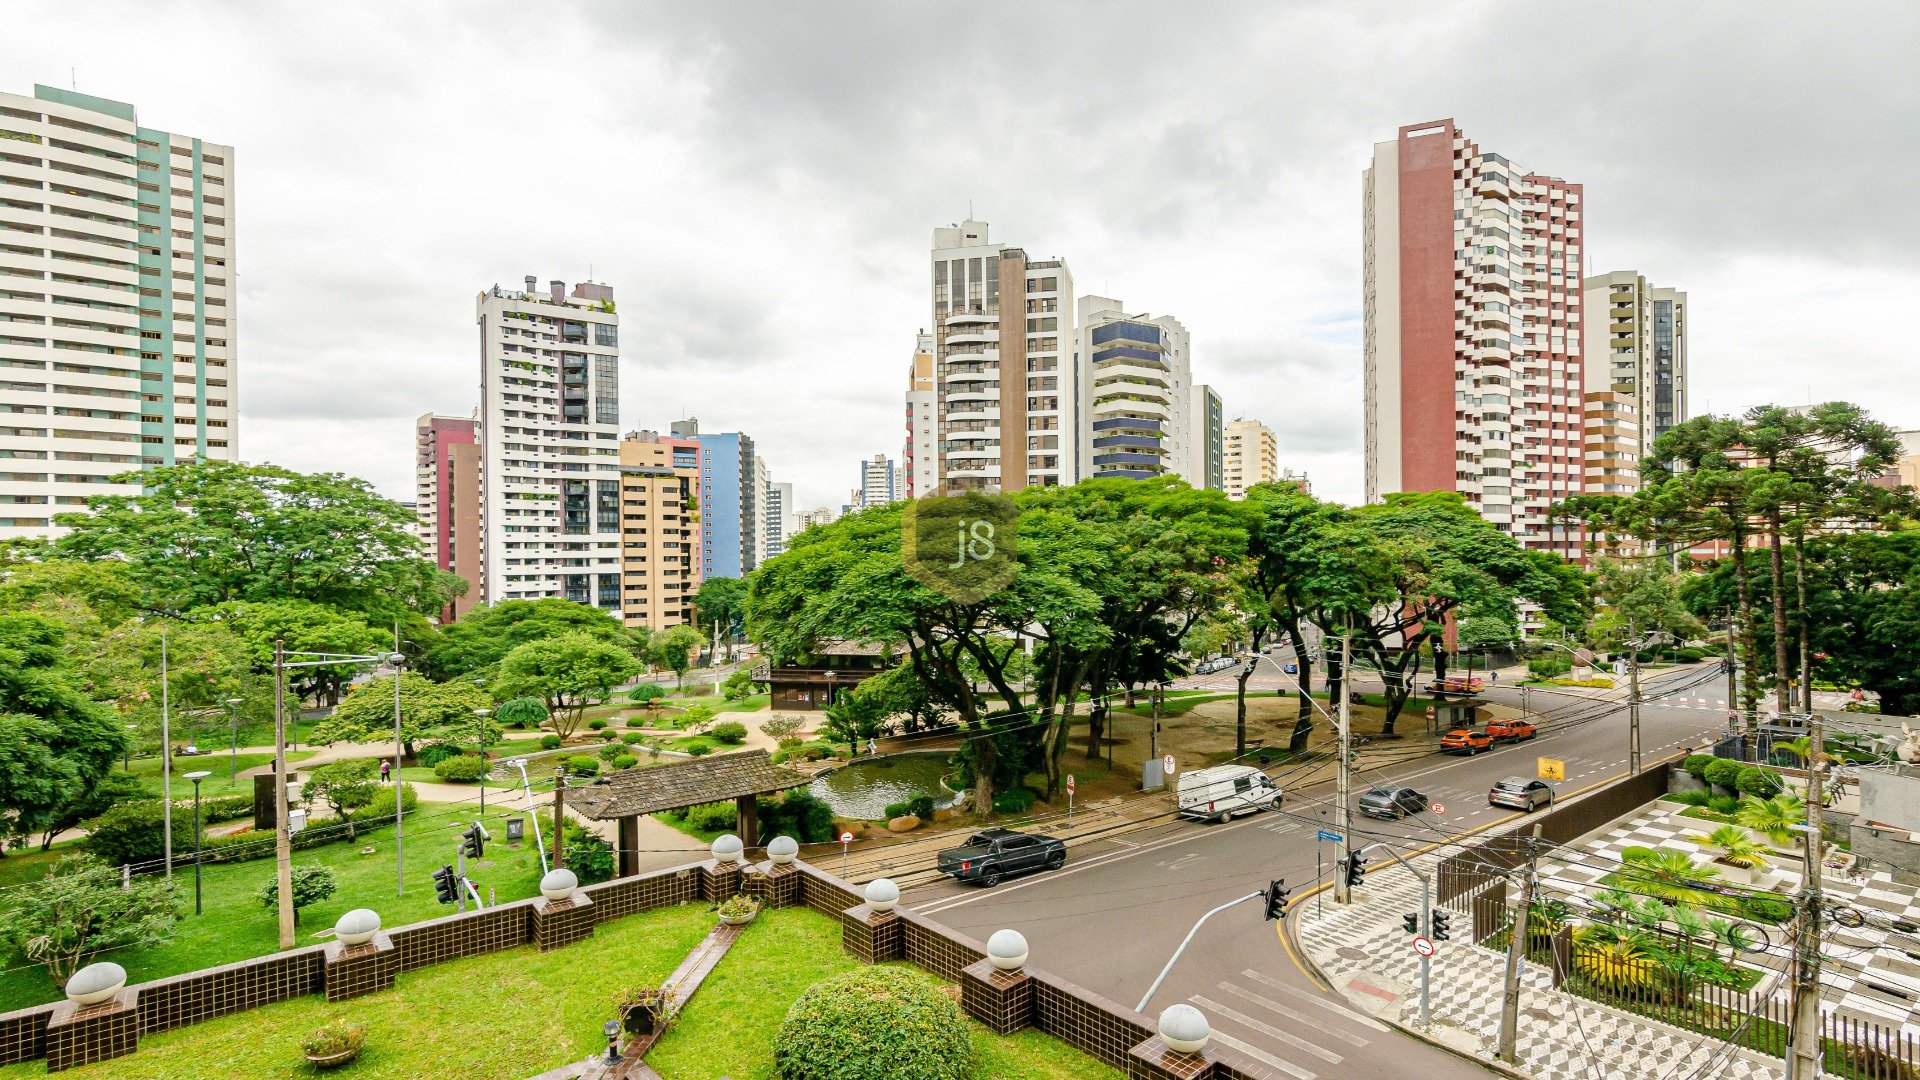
<box><xmin>6</xmin><ymin>0</ymin><xmax>1914</xmax><ymax>508</ymax></box>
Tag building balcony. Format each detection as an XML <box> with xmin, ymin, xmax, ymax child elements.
<box><xmin>1092</xmin><ymin>452</ymin><xmax>1165</xmax><ymax>469</ymax></box>
<box><xmin>944</xmin><ymin>327</ymin><xmax>998</xmax><ymax>347</ymax></box>
<box><xmin>944</xmin><ymin>309</ymin><xmax>996</xmax><ymax>326</ymax></box>
<box><xmin>1092</xmin><ymin>416</ymin><xmax>1162</xmax><ymax>434</ymax></box>
<box><xmin>1092</xmin><ymin>434</ymin><xmax>1163</xmax><ymax>452</ymax></box>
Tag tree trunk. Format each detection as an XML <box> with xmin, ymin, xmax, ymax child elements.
<box><xmin>1235</xmin><ymin>661</ymin><xmax>1253</xmax><ymax>759</ymax></box>
<box><xmin>1768</xmin><ymin>512</ymin><xmax>1791</xmax><ymax>715</ymax></box>
<box><xmin>1731</xmin><ymin>521</ymin><xmax>1759</xmax><ymax>730</ymax></box>
<box><xmin>1793</xmin><ymin>540</ymin><xmax>1811</xmax><ymax>713</ymax></box>
<box><xmin>972</xmin><ymin>735</ymin><xmax>996</xmax><ymax>818</ymax></box>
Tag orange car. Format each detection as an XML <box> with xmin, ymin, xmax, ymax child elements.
<box><xmin>1486</xmin><ymin>719</ymin><xmax>1537</xmax><ymax>743</ymax></box>
<box><xmin>1440</xmin><ymin>728</ymin><xmax>1492</xmax><ymax>754</ymax></box>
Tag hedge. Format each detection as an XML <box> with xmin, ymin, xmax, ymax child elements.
<box><xmin>613</xmin><ymin>754</ymin><xmax>638</xmax><ymax>770</ymax></box>
<box><xmin>1703</xmin><ymin>758</ymin><xmax>1743</xmax><ymax>791</ymax></box>
<box><xmin>539</xmin><ymin>734</ymin><xmax>564</xmax><ymax>750</ymax></box>
<box><xmin>433</xmin><ymin>754</ymin><xmax>489</xmax><ymax>783</ymax></box>
<box><xmin>1735</xmin><ymin>766</ymin><xmax>1785</xmax><ymax>798</ymax></box>
<box><xmin>710</xmin><ymin>721</ymin><xmax>748</xmax><ymax>745</ymax></box>
<box><xmin>773</xmin><ymin>967</ymin><xmax>972</xmax><ymax>1080</ymax></box>
<box><xmin>1683</xmin><ymin>754</ymin><xmax>1718</xmax><ymax>781</ymax></box>
<box><xmin>566</xmin><ymin>754</ymin><xmax>600</xmax><ymax>777</ymax></box>
<box><xmin>992</xmin><ymin>786</ymin><xmax>1038</xmax><ymax>815</ymax></box>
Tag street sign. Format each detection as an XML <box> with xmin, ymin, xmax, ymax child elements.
<box><xmin>1065</xmin><ymin>774</ymin><xmax>1075</xmax><ymax>792</ymax></box>
<box><xmin>1430</xmin><ymin>802</ymin><xmax>1446</xmax><ymax>816</ymax></box>
<box><xmin>1412</xmin><ymin>936</ymin><xmax>1435</xmax><ymax>957</ymax></box>
<box><xmin>1537</xmin><ymin>757</ymin><xmax>1566</xmax><ymax>781</ymax></box>
<box><xmin>1163</xmin><ymin>754</ymin><xmax>1176</xmax><ymax>776</ymax></box>
<box><xmin>1316</xmin><ymin>829</ymin><xmax>1342</xmax><ymax>843</ymax></box>
<box><xmin>839</xmin><ymin>831</ymin><xmax>853</xmax><ymax>845</ymax></box>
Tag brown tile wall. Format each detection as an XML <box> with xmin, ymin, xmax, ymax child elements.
<box><xmin>0</xmin><ymin>1007</ymin><xmax>52</xmax><ymax>1066</ymax></box>
<box><xmin>1028</xmin><ymin>969</ymin><xmax>1154</xmax><ymax>1072</ymax></box>
<box><xmin>793</xmin><ymin>862</ymin><xmax>862</xmax><ymax>920</ymax></box>
<box><xmin>698</xmin><ymin>861</ymin><xmax>743</xmax><ymax>902</ymax></box>
<box><xmin>583</xmin><ymin>865</ymin><xmax>697</xmax><ymax>921</ymax></box>
<box><xmin>531</xmin><ymin>895</ymin><xmax>597</xmax><ymax>952</ymax></box>
<box><xmin>1126</xmin><ymin>1037</ymin><xmax>1214</xmax><ymax>1080</ymax></box>
<box><xmin>44</xmin><ymin>992</ymin><xmax>139</xmax><ymax>1072</ymax></box>
<box><xmin>322</xmin><ymin>935</ymin><xmax>398</xmax><ymax>1002</ymax></box>
<box><xmin>898</xmin><ymin>909</ymin><xmax>986</xmax><ymax>981</ymax></box>
<box><xmin>389</xmin><ymin>901</ymin><xmax>533</xmax><ymax>973</ymax></box>
<box><xmin>756</xmin><ymin>863</ymin><xmax>802</xmax><ymax>909</ymax></box>
<box><xmin>136</xmin><ymin>947</ymin><xmax>325</xmax><ymax>1034</ymax></box>
<box><xmin>959</xmin><ymin>959</ymin><xmax>1033</xmax><ymax>1035</ymax></box>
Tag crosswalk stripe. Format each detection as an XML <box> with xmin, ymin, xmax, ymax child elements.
<box><xmin>1239</xmin><ymin>969</ymin><xmax>1391</xmax><ymax>1032</ymax></box>
<box><xmin>1191</xmin><ymin>996</ymin><xmax>1344</xmax><ymax>1063</ymax></box>
<box><xmin>1205</xmin><ymin>1028</ymin><xmax>1316</xmax><ymax>1079</ymax></box>
<box><xmin>1215</xmin><ymin>982</ymin><xmax>1368</xmax><ymax>1046</ymax></box>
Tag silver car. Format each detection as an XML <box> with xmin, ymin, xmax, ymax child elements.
<box><xmin>1489</xmin><ymin>777</ymin><xmax>1555</xmax><ymax>811</ymax></box>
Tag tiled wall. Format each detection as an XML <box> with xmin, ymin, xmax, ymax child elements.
<box><xmin>389</xmin><ymin>902</ymin><xmax>531</xmax><ymax>972</ymax></box>
<box><xmin>135</xmin><ymin>948</ymin><xmax>325</xmax><ymax>1034</ymax></box>
<box><xmin>586</xmin><ymin>867</ymin><xmax>698</xmax><ymax>921</ymax></box>
<box><xmin>1028</xmin><ymin>970</ymin><xmax>1154</xmax><ymax>1071</ymax></box>
<box><xmin>0</xmin><ymin>1008</ymin><xmax>49</xmax><ymax>1066</ymax></box>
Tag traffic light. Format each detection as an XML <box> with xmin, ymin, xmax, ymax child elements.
<box><xmin>1403</xmin><ymin>912</ymin><xmax>1419</xmax><ymax>935</ymax></box>
<box><xmin>459</xmin><ymin>823</ymin><xmax>487</xmax><ymax>860</ymax></box>
<box><xmin>1263</xmin><ymin>879</ymin><xmax>1291</xmax><ymax>921</ymax></box>
<box><xmin>431</xmin><ymin>865</ymin><xmax>458</xmax><ymax>905</ymax></box>
<box><xmin>1431</xmin><ymin>909</ymin><xmax>1452</xmax><ymax>942</ymax></box>
<box><xmin>1344</xmin><ymin>854</ymin><xmax>1367</xmax><ymax>888</ymax></box>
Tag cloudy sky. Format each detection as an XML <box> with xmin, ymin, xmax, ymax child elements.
<box><xmin>7</xmin><ymin>1</ymin><xmax>1914</xmax><ymax>508</ymax></box>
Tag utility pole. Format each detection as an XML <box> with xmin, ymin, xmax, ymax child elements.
<box><xmin>272</xmin><ymin>640</ymin><xmax>295</xmax><ymax>949</ymax></box>
<box><xmin>1724</xmin><ymin>607</ymin><xmax>1741</xmax><ymax>746</ymax></box>
<box><xmin>1626</xmin><ymin>622</ymin><xmax>1643</xmax><ymax>776</ymax></box>
<box><xmin>1786</xmin><ymin>711</ymin><xmax>1826</xmax><ymax>1080</ymax></box>
<box><xmin>1149</xmin><ymin>681</ymin><xmax>1162</xmax><ymax>765</ymax></box>
<box><xmin>1497</xmin><ymin>824</ymin><xmax>1543</xmax><ymax>1064</ymax></box>
<box><xmin>551</xmin><ymin>766</ymin><xmax>567</xmax><ymax>869</ymax></box>
<box><xmin>1335</xmin><ymin>632</ymin><xmax>1353</xmax><ymax>906</ymax></box>
<box><xmin>160</xmin><ymin>624</ymin><xmax>173</xmax><ymax>880</ymax></box>
<box><xmin>392</xmin><ymin>622</ymin><xmax>406</xmax><ymax>898</ymax></box>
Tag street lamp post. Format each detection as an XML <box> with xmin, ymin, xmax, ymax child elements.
<box><xmin>185</xmin><ymin>770</ymin><xmax>212</xmax><ymax>914</ymax></box>
<box><xmin>474</xmin><ymin>709</ymin><xmax>492</xmax><ymax>815</ymax></box>
<box><xmin>160</xmin><ymin>624</ymin><xmax>173</xmax><ymax>880</ymax></box>
<box><xmin>225</xmin><ymin>697</ymin><xmax>245</xmax><ymax>780</ymax></box>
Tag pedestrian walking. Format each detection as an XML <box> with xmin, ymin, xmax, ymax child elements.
<box><xmin>866</xmin><ymin>737</ymin><xmax>878</xmax><ymax>757</ymax></box>
<box><xmin>379</xmin><ymin>759</ymin><xmax>392</xmax><ymax>783</ymax></box>
<box><xmin>1490</xmin><ymin>670</ymin><xmax>1499</xmax><ymax>683</ymax></box>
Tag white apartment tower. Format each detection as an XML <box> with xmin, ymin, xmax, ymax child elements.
<box><xmin>764</xmin><ymin>479</ymin><xmax>794</xmax><ymax>559</ymax></box>
<box><xmin>1364</xmin><ymin>120</ymin><xmax>1585</xmax><ymax>558</ymax></box>
<box><xmin>477</xmin><ymin>276</ymin><xmax>624</xmax><ymax>615</ymax></box>
<box><xmin>930</xmin><ymin>219</ymin><xmax>1076</xmax><ymax>492</ymax></box>
<box><xmin>904</xmin><ymin>330</ymin><xmax>936</xmax><ymax>498</ymax></box>
<box><xmin>1076</xmin><ymin>295</ymin><xmax>1192</xmax><ymax>483</ymax></box>
<box><xmin>0</xmin><ymin>85</ymin><xmax>237</xmax><ymax>538</ymax></box>
<box><xmin>856</xmin><ymin>453</ymin><xmax>904</xmax><ymax>508</ymax></box>
<box><xmin>1222</xmin><ymin>418</ymin><xmax>1280</xmax><ymax>499</ymax></box>
<box><xmin>1582</xmin><ymin>271</ymin><xmax>1686</xmax><ymax>462</ymax></box>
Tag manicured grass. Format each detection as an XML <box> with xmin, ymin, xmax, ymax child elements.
<box><xmin>0</xmin><ymin>844</ymin><xmax>77</xmax><ymax>890</ymax></box>
<box><xmin>0</xmin><ymin>904</ymin><xmax>716</xmax><ymax>1080</ymax></box>
<box><xmin>124</xmin><ymin>750</ymin><xmax>317</xmax><ymax>797</ymax></box>
<box><xmin>0</xmin><ymin>806</ymin><xmax>548</xmax><ymax>1012</ymax></box>
<box><xmin>647</xmin><ymin>906</ymin><xmax>1124</xmax><ymax>1080</ymax></box>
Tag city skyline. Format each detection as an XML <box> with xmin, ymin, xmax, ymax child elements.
<box><xmin>3</xmin><ymin>3</ymin><xmax>1912</xmax><ymax>513</ymax></box>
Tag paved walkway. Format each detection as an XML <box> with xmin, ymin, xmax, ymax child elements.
<box><xmin>1296</xmin><ymin>854</ymin><xmax>1783</xmax><ymax>1080</ymax></box>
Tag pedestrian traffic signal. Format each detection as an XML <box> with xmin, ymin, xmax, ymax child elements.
<box><xmin>1431</xmin><ymin>909</ymin><xmax>1452</xmax><ymax>941</ymax></box>
<box><xmin>1403</xmin><ymin>912</ymin><xmax>1419</xmax><ymax>935</ymax></box>
<box><xmin>431</xmin><ymin>865</ymin><xmax>457</xmax><ymax>905</ymax></box>
<box><xmin>459</xmin><ymin>823</ymin><xmax>487</xmax><ymax>860</ymax></box>
<box><xmin>1263</xmin><ymin>879</ymin><xmax>1291</xmax><ymax>921</ymax></box>
<box><xmin>1344</xmin><ymin>855</ymin><xmax>1367</xmax><ymax>888</ymax></box>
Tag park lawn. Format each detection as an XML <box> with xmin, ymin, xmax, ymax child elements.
<box><xmin>0</xmin><ymin>904</ymin><xmax>715</xmax><ymax>1080</ymax></box>
<box><xmin>0</xmin><ymin>843</ymin><xmax>81</xmax><ymax>890</ymax></box>
<box><xmin>647</xmin><ymin>906</ymin><xmax>1123</xmax><ymax>1080</ymax></box>
<box><xmin>0</xmin><ymin>806</ymin><xmax>548</xmax><ymax>1013</ymax></box>
<box><xmin>124</xmin><ymin>750</ymin><xmax>317</xmax><ymax>798</ymax></box>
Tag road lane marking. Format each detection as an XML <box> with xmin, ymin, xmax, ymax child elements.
<box><xmin>1193</xmin><ymin>995</ymin><xmax>1344</xmax><ymax>1062</ymax></box>
<box><xmin>1216</xmin><ymin>981</ymin><xmax>1369</xmax><ymax>1046</ymax></box>
<box><xmin>1205</xmin><ymin>1029</ymin><xmax>1316</xmax><ymax>1079</ymax></box>
<box><xmin>1238</xmin><ymin>969</ymin><xmax>1390</xmax><ymax>1032</ymax></box>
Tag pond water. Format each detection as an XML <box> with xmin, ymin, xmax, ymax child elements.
<box><xmin>808</xmin><ymin>751</ymin><xmax>963</xmax><ymax>820</ymax></box>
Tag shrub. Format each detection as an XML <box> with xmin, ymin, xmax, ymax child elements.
<box><xmin>1683</xmin><ymin>754</ymin><xmax>1718</xmax><ymax>781</ymax></box>
<box><xmin>1528</xmin><ymin>654</ymin><xmax>1573</xmax><ymax>679</ymax></box>
<box><xmin>197</xmin><ymin>793</ymin><xmax>256</xmax><ymax>824</ymax></box>
<box><xmin>416</xmin><ymin>742</ymin><xmax>465</xmax><ymax>768</ymax></box>
<box><xmin>1741</xmin><ymin>895</ymin><xmax>1794</xmax><ymax>924</ymax></box>
<box><xmin>303</xmin><ymin>1020</ymin><xmax>365</xmax><ymax>1060</ymax></box>
<box><xmin>628</xmin><ymin>683</ymin><xmax>668</xmax><ymax>707</ymax></box>
<box><xmin>495</xmin><ymin>696</ymin><xmax>549</xmax><ymax>730</ymax></box>
<box><xmin>433</xmin><ymin>754</ymin><xmax>488</xmax><ymax>783</ymax></box>
<box><xmin>1674</xmin><ymin>647</ymin><xmax>1707</xmax><ymax>663</ymax></box>
<box><xmin>756</xmin><ymin>790</ymin><xmax>835</xmax><ymax>843</ymax></box>
<box><xmin>599</xmin><ymin>730</ymin><xmax>618</xmax><ymax>742</ymax></box>
<box><xmin>539</xmin><ymin>734</ymin><xmax>564</xmax><ymax>750</ymax></box>
<box><xmin>588</xmin><ymin>718</ymin><xmax>608</xmax><ymax>731</ymax></box>
<box><xmin>361</xmin><ymin>781</ymin><xmax>418</xmax><ymax>820</ymax></box>
<box><xmin>566</xmin><ymin>755</ymin><xmax>600</xmax><ymax>778</ymax></box>
<box><xmin>773</xmin><ymin>967</ymin><xmax>972</xmax><ymax>1080</ymax></box>
<box><xmin>621</xmin><ymin>731</ymin><xmax>647</xmax><ymax>745</ymax></box>
<box><xmin>258</xmin><ymin>864</ymin><xmax>338</xmax><ymax>926</ymax></box>
<box><xmin>1703</xmin><ymin>758</ymin><xmax>1743</xmax><ymax>792</ymax></box>
<box><xmin>79</xmin><ymin>802</ymin><xmax>190</xmax><ymax>867</ymax></box>
<box><xmin>1735</xmin><ymin>766</ymin><xmax>1785</xmax><ymax>798</ymax></box>
<box><xmin>613</xmin><ymin>753</ymin><xmax>638</xmax><ymax>770</ymax></box>
<box><xmin>683</xmin><ymin>801</ymin><xmax>739</xmax><ymax>833</ymax></box>
<box><xmin>908</xmin><ymin>795</ymin><xmax>937</xmax><ymax>820</ymax></box>
<box><xmin>710</xmin><ymin>721</ymin><xmax>749</xmax><ymax>745</ymax></box>
<box><xmin>687</xmin><ymin>744</ymin><xmax>714</xmax><ymax>757</ymax></box>
<box><xmin>882</xmin><ymin>801</ymin><xmax>912</xmax><ymax>821</ymax></box>
<box><xmin>761</xmin><ymin>714</ymin><xmax>805</xmax><ymax>746</ymax></box>
<box><xmin>1668</xmin><ymin>790</ymin><xmax>1712</xmax><ymax>807</ymax></box>
<box><xmin>722</xmin><ymin>668</ymin><xmax>759</xmax><ymax>701</ymax></box>
<box><xmin>561</xmin><ymin>821</ymin><xmax>615</xmax><ymax>886</ymax></box>
<box><xmin>598</xmin><ymin>742</ymin><xmax>624</xmax><ymax>762</ymax></box>
<box><xmin>992</xmin><ymin>786</ymin><xmax>1037</xmax><ymax>815</ymax></box>
<box><xmin>1708</xmin><ymin>793</ymin><xmax>1741</xmax><ymax>816</ymax></box>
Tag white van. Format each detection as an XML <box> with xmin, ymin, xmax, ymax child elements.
<box><xmin>1176</xmin><ymin>765</ymin><xmax>1282</xmax><ymax>822</ymax></box>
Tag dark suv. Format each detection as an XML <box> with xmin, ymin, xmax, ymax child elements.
<box><xmin>1358</xmin><ymin>786</ymin><xmax>1429</xmax><ymax>820</ymax></box>
<box><xmin>936</xmin><ymin>828</ymin><xmax>1067</xmax><ymax>887</ymax></box>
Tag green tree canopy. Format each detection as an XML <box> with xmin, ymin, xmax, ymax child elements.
<box><xmin>0</xmin><ymin>614</ymin><xmax>128</xmax><ymax>852</ymax></box>
<box><xmin>53</xmin><ymin>460</ymin><xmax>462</xmax><ymax>623</ymax></box>
<box><xmin>693</xmin><ymin>577</ymin><xmax>748</xmax><ymax>637</ymax></box>
<box><xmin>649</xmin><ymin>624</ymin><xmax>703</xmax><ymax>687</ymax></box>
<box><xmin>209</xmin><ymin>599</ymin><xmax>387</xmax><ymax>706</ymax></box>
<box><xmin>494</xmin><ymin>632</ymin><xmax>640</xmax><ymax>739</ymax></box>
<box><xmin>420</xmin><ymin>598</ymin><xmax>632</xmax><ymax>681</ymax></box>
<box><xmin>310</xmin><ymin>672</ymin><xmax>490</xmax><ymax>756</ymax></box>
<box><xmin>0</xmin><ymin>855</ymin><xmax>175</xmax><ymax>987</ymax></box>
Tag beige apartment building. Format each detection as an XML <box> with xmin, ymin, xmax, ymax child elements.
<box><xmin>1582</xmin><ymin>390</ymin><xmax>1641</xmax><ymax>495</ymax></box>
<box><xmin>1221</xmin><ymin>418</ymin><xmax>1278</xmax><ymax>499</ymax></box>
<box><xmin>1582</xmin><ymin>270</ymin><xmax>1686</xmax><ymax>463</ymax></box>
<box><xmin>617</xmin><ymin>431</ymin><xmax>702</xmax><ymax>631</ymax></box>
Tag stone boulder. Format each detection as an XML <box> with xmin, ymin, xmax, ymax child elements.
<box><xmin>886</xmin><ymin>815</ymin><xmax>921</xmax><ymax>833</ymax></box>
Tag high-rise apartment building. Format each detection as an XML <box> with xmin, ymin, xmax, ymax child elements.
<box><xmin>1364</xmin><ymin>119</ymin><xmax>1586</xmax><ymax>557</ymax></box>
<box><xmin>0</xmin><ymin>85</ymin><xmax>236</xmax><ymax>539</ymax></box>
<box><xmin>616</xmin><ymin>431</ymin><xmax>701</xmax><ymax>631</ymax></box>
<box><xmin>1076</xmin><ymin>296</ymin><xmax>1192</xmax><ymax>482</ymax></box>
<box><xmin>855</xmin><ymin>453</ymin><xmax>904</xmax><ymax>508</ymax></box>
<box><xmin>1582</xmin><ymin>390</ymin><xmax>1640</xmax><ymax>495</ymax></box>
<box><xmin>415</xmin><ymin>413</ymin><xmax>482</xmax><ymax>619</ymax></box>
<box><xmin>764</xmin><ymin>479</ymin><xmax>794</xmax><ymax>559</ymax></box>
<box><xmin>689</xmin><ymin>426</ymin><xmax>758</xmax><ymax>579</ymax></box>
<box><xmin>476</xmin><ymin>276</ymin><xmax>623</xmax><ymax>614</ymax></box>
<box><xmin>904</xmin><ymin>331</ymin><xmax>936</xmax><ymax>498</ymax></box>
<box><xmin>1189</xmin><ymin>384</ymin><xmax>1224</xmax><ymax>491</ymax></box>
<box><xmin>1222</xmin><ymin>418</ymin><xmax>1281</xmax><ymax>499</ymax></box>
<box><xmin>1582</xmin><ymin>271</ymin><xmax>1686</xmax><ymax>461</ymax></box>
<box><xmin>930</xmin><ymin>219</ymin><xmax>1076</xmax><ymax>492</ymax></box>
<box><xmin>796</xmin><ymin>506</ymin><xmax>837</xmax><ymax>530</ymax></box>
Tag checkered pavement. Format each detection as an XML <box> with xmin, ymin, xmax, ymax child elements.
<box><xmin>1298</xmin><ymin>856</ymin><xmax>1784</xmax><ymax>1079</ymax></box>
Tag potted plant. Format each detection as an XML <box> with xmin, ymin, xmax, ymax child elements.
<box><xmin>616</xmin><ymin>982</ymin><xmax>680</xmax><ymax>1038</ymax></box>
<box><xmin>303</xmin><ymin>1020</ymin><xmax>366</xmax><ymax>1069</ymax></box>
<box><xmin>715</xmin><ymin>894</ymin><xmax>761</xmax><ymax>926</ymax></box>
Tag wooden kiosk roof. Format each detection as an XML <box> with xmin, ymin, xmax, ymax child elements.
<box><xmin>570</xmin><ymin>749</ymin><xmax>809</xmax><ymax>820</ymax></box>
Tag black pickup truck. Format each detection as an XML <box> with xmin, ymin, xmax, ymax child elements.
<box><xmin>936</xmin><ymin>828</ymin><xmax>1067</xmax><ymax>887</ymax></box>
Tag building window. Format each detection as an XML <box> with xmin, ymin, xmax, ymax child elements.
<box><xmin>593</xmin><ymin>323</ymin><xmax>617</xmax><ymax>347</ymax></box>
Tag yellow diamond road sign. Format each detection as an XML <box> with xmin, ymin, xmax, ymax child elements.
<box><xmin>1537</xmin><ymin>757</ymin><xmax>1565</xmax><ymax>781</ymax></box>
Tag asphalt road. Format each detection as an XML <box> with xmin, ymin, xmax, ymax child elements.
<box><xmin>898</xmin><ymin>664</ymin><xmax>1731</xmax><ymax>1079</ymax></box>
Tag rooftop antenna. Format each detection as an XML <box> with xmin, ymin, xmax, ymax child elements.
<box><xmin>71</xmin><ymin>68</ymin><xmax>77</xmax><ymax>90</ymax></box>
<box><xmin>968</xmin><ymin>199</ymin><xmax>974</xmax><ymax>219</ymax></box>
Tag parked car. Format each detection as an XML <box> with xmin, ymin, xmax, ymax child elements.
<box><xmin>1440</xmin><ymin>727</ymin><xmax>1493</xmax><ymax>754</ymax></box>
<box><xmin>1358</xmin><ymin>786</ymin><xmax>1429</xmax><ymax>820</ymax></box>
<box><xmin>936</xmin><ymin>828</ymin><xmax>1066</xmax><ymax>887</ymax></box>
<box><xmin>1176</xmin><ymin>764</ymin><xmax>1283</xmax><ymax>822</ymax></box>
<box><xmin>1486</xmin><ymin>719</ymin><xmax>1537</xmax><ymax>743</ymax></box>
<box><xmin>1488</xmin><ymin>777</ymin><xmax>1556</xmax><ymax>811</ymax></box>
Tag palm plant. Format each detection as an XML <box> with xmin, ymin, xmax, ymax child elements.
<box><xmin>1620</xmin><ymin>848</ymin><xmax>1732</xmax><ymax>910</ymax></box>
<box><xmin>1627</xmin><ymin>896</ymin><xmax>1674</xmax><ymax>929</ymax></box>
<box><xmin>1690</xmin><ymin>825</ymin><xmax>1773</xmax><ymax>870</ymax></box>
<box><xmin>1705</xmin><ymin>917</ymin><xmax>1755</xmax><ymax>957</ymax></box>
<box><xmin>1592</xmin><ymin>887</ymin><xmax>1636</xmax><ymax>923</ymax></box>
<box><xmin>1572</xmin><ymin>925</ymin><xmax>1660</xmax><ymax>995</ymax></box>
<box><xmin>1735</xmin><ymin>793</ymin><xmax>1807</xmax><ymax>847</ymax></box>
<box><xmin>1669</xmin><ymin>904</ymin><xmax>1710</xmax><ymax>959</ymax></box>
